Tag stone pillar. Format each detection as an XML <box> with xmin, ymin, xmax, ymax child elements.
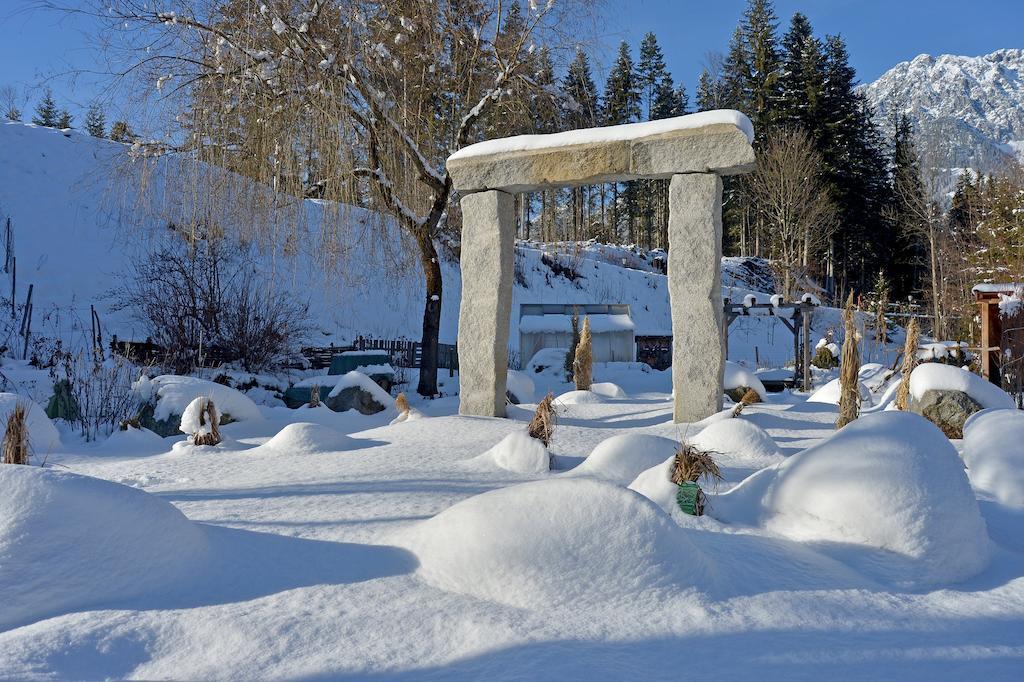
<box><xmin>668</xmin><ymin>173</ymin><xmax>724</xmax><ymax>422</ymax></box>
<box><xmin>457</xmin><ymin>189</ymin><xmax>516</xmax><ymax>417</ymax></box>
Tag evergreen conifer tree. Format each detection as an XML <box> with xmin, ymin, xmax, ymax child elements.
<box><xmin>778</xmin><ymin>12</ymin><xmax>825</xmax><ymax>136</ymax></box>
<box><xmin>84</xmin><ymin>102</ymin><xmax>106</xmax><ymax>137</ymax></box>
<box><xmin>603</xmin><ymin>41</ymin><xmax>641</xmax><ymax>242</ymax></box>
<box><xmin>32</xmin><ymin>90</ymin><xmax>59</xmax><ymax>127</ymax></box>
<box><xmin>57</xmin><ymin>109</ymin><xmax>73</xmax><ymax>129</ymax></box>
<box><xmin>637</xmin><ymin>33</ymin><xmax>668</xmax><ymax>121</ymax></box>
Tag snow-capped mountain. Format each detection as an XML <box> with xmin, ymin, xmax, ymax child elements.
<box><xmin>860</xmin><ymin>49</ymin><xmax>1024</xmax><ymax>174</ymax></box>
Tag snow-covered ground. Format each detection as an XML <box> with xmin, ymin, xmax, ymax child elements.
<box><xmin>2</xmin><ymin>364</ymin><xmax>1023</xmax><ymax>680</ymax></box>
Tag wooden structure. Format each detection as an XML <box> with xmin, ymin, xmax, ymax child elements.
<box><xmin>724</xmin><ymin>298</ymin><xmax>818</xmax><ymax>391</ymax></box>
<box><xmin>973</xmin><ymin>283</ymin><xmax>1023</xmax><ymax>387</ymax></box>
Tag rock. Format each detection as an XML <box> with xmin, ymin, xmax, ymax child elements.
<box><xmin>135</xmin><ymin>402</ymin><xmax>238</xmax><ymax>437</ymax></box>
<box><xmin>911</xmin><ymin>389</ymin><xmax>983</xmax><ymax>438</ymax></box>
<box><xmin>457</xmin><ymin>189</ymin><xmax>516</xmax><ymax>417</ymax></box>
<box><xmin>446</xmin><ymin>114</ymin><xmax>755</xmax><ymax>194</ymax></box>
<box><xmin>324</xmin><ymin>385</ymin><xmax>388</xmax><ymax>415</ymax></box>
<box><xmin>669</xmin><ymin>173</ymin><xmax>724</xmax><ymax>423</ymax></box>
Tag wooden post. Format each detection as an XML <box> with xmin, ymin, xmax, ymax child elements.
<box><xmin>802</xmin><ymin>304</ymin><xmax>812</xmax><ymax>392</ymax></box>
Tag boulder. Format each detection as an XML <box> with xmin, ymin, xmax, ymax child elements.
<box><xmin>910</xmin><ymin>389</ymin><xmax>983</xmax><ymax>439</ymax></box>
<box><xmin>324</xmin><ymin>385</ymin><xmax>388</xmax><ymax>415</ymax></box>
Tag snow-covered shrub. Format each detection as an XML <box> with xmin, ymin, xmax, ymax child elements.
<box><xmin>113</xmin><ymin>234</ymin><xmax>311</xmax><ymax>373</ymax></box>
<box><xmin>962</xmin><ymin>409</ymin><xmax>1024</xmax><ymax>506</ymax></box>
<box><xmin>474</xmin><ymin>430</ymin><xmax>549</xmax><ymax>474</ymax></box>
<box><xmin>0</xmin><ymin>465</ymin><xmax>207</xmax><ymax>630</ymax></box>
<box><xmin>404</xmin><ymin>478</ymin><xmax>708</xmax><ymax>608</ymax></box>
<box><xmin>709</xmin><ymin>412</ymin><xmax>990</xmax><ymax>588</ymax></box>
<box><xmin>181</xmin><ymin>396</ymin><xmax>220</xmax><ymax>446</ymax></box>
<box><xmin>568</xmin><ymin>434</ymin><xmax>680</xmax><ymax>485</ymax></box>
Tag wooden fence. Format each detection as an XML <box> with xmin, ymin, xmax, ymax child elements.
<box><xmin>112</xmin><ymin>337</ymin><xmax>459</xmax><ymax>372</ymax></box>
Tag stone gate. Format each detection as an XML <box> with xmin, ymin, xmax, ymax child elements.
<box><xmin>446</xmin><ymin>111</ymin><xmax>756</xmax><ymax>423</ymax></box>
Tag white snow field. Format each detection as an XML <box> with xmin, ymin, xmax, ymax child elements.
<box><xmin>2</xmin><ymin>369</ymin><xmax>1024</xmax><ymax>680</ymax></box>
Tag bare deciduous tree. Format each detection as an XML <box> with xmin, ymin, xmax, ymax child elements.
<box><xmin>749</xmin><ymin>128</ymin><xmax>837</xmax><ymax>296</ymax></box>
<box><xmin>61</xmin><ymin>0</ymin><xmax>591</xmax><ymax>396</ymax></box>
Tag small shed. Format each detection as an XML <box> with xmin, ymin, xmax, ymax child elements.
<box><xmin>519</xmin><ymin>304</ymin><xmax>635</xmax><ymax>365</ymax></box>
<box><xmin>973</xmin><ymin>283</ymin><xmax>1024</xmax><ymax>389</ymax></box>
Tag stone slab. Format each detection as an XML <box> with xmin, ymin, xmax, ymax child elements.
<box><xmin>457</xmin><ymin>190</ymin><xmax>516</xmax><ymax>417</ymax></box>
<box><xmin>668</xmin><ymin>173</ymin><xmax>724</xmax><ymax>423</ymax></box>
<box><xmin>448</xmin><ymin>122</ymin><xmax>754</xmax><ymax>194</ymax></box>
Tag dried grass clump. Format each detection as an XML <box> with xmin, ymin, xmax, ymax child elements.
<box><xmin>192</xmin><ymin>398</ymin><xmax>221</xmax><ymax>447</ymax></box>
<box><xmin>670</xmin><ymin>444</ymin><xmax>723</xmax><ymax>486</ymax></box>
<box><xmin>395</xmin><ymin>392</ymin><xmax>409</xmax><ymax>415</ymax></box>
<box><xmin>527</xmin><ymin>393</ymin><xmax>556</xmax><ymax>447</ymax></box>
<box><xmin>894</xmin><ymin>317</ymin><xmax>920</xmax><ymax>411</ymax></box>
<box><xmin>573</xmin><ymin>316</ymin><xmax>593</xmax><ymax>391</ymax></box>
<box><xmin>309</xmin><ymin>384</ymin><xmax>321</xmax><ymax>408</ymax></box>
<box><xmin>836</xmin><ymin>292</ymin><xmax>861</xmax><ymax>429</ymax></box>
<box><xmin>563</xmin><ymin>307</ymin><xmax>580</xmax><ymax>381</ymax></box>
<box><xmin>730</xmin><ymin>387</ymin><xmax>763</xmax><ymax>417</ymax></box>
<box><xmin>2</xmin><ymin>404</ymin><xmax>30</xmax><ymax>465</ymax></box>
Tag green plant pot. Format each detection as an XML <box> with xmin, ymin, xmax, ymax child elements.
<box><xmin>676</xmin><ymin>481</ymin><xmax>706</xmax><ymax>516</ymax></box>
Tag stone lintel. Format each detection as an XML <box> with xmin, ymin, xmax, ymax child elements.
<box><xmin>448</xmin><ymin>123</ymin><xmax>754</xmax><ymax>195</ymax></box>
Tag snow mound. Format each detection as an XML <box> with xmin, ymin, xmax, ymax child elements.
<box><xmin>568</xmin><ymin>434</ymin><xmax>680</xmax><ymax>485</ymax></box>
<box><xmin>473</xmin><ymin>430</ymin><xmax>549</xmax><ymax>474</ymax></box>
<box><xmin>627</xmin><ymin>455</ymin><xmax>679</xmax><ymax>514</ymax></box>
<box><xmin>262</xmin><ymin>422</ymin><xmax>359</xmax><ymax>454</ymax></box>
<box><xmin>406</xmin><ymin>478</ymin><xmax>708</xmax><ymax>607</ymax></box>
<box><xmin>590</xmin><ymin>382</ymin><xmax>627</xmax><ymax>399</ymax></box>
<box><xmin>525</xmin><ymin>347</ymin><xmax>569</xmax><ymax>377</ymax></box>
<box><xmin>326</xmin><ymin>371</ymin><xmax>394</xmax><ymax>406</ymax></box>
<box><xmin>690</xmin><ymin>418</ymin><xmax>784</xmax><ymax>468</ymax></box>
<box><xmin>134</xmin><ymin>375</ymin><xmax>262</xmax><ymax>422</ymax></box>
<box><xmin>0</xmin><ymin>466</ymin><xmax>207</xmax><ymax>629</ymax></box>
<box><xmin>962</xmin><ymin>409</ymin><xmax>1024</xmax><ymax>506</ymax></box>
<box><xmin>102</xmin><ymin>425</ymin><xmax>166</xmax><ymax>453</ymax></box>
<box><xmin>724</xmin><ymin>362</ymin><xmax>767</xmax><ymax>399</ymax></box>
<box><xmin>506</xmin><ymin>369</ymin><xmax>536</xmax><ymax>403</ymax></box>
<box><xmin>555</xmin><ymin>389</ymin><xmax>606</xmax><ymax>405</ymax></box>
<box><xmin>807</xmin><ymin>377</ymin><xmax>871</xmax><ymax>406</ymax></box>
<box><xmin>711</xmin><ymin>412</ymin><xmax>989</xmax><ymax>587</ymax></box>
<box><xmin>909</xmin><ymin>363</ymin><xmax>1014</xmax><ymax>409</ymax></box>
<box><xmin>0</xmin><ymin>393</ymin><xmax>61</xmax><ymax>455</ymax></box>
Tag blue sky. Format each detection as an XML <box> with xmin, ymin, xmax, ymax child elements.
<box><xmin>1</xmin><ymin>0</ymin><xmax>1021</xmax><ymax>122</ymax></box>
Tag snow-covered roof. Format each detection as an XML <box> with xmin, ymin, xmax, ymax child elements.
<box><xmin>972</xmin><ymin>283</ymin><xmax>1023</xmax><ymax>294</ymax></box>
<box><xmin>449</xmin><ymin>110</ymin><xmax>754</xmax><ymax>161</ymax></box>
<box><xmin>519</xmin><ymin>313</ymin><xmax>635</xmax><ymax>335</ymax></box>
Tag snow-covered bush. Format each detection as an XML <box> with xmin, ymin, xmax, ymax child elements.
<box><xmin>689</xmin><ymin>418</ymin><xmax>784</xmax><ymax>469</ymax></box>
<box><xmin>180</xmin><ymin>396</ymin><xmax>220</xmax><ymax>446</ymax></box>
<box><xmin>0</xmin><ymin>465</ymin><xmax>207</xmax><ymax>630</ymax></box>
<box><xmin>473</xmin><ymin>430</ymin><xmax>549</xmax><ymax>474</ymax></box>
<box><xmin>709</xmin><ymin>412</ymin><xmax>990</xmax><ymax>587</ymax></box>
<box><xmin>962</xmin><ymin>409</ymin><xmax>1024</xmax><ymax>506</ymax></box>
<box><xmin>404</xmin><ymin>478</ymin><xmax>708</xmax><ymax>608</ymax></box>
<box><xmin>568</xmin><ymin>434</ymin><xmax>680</xmax><ymax>485</ymax></box>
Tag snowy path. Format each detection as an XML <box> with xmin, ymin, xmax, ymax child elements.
<box><xmin>2</xmin><ymin>389</ymin><xmax>1023</xmax><ymax>680</ymax></box>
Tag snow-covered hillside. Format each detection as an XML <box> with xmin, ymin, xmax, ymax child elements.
<box><xmin>861</xmin><ymin>49</ymin><xmax>1024</xmax><ymax>176</ymax></box>
<box><xmin>0</xmin><ymin>121</ymin><xmax>839</xmax><ymax>368</ymax></box>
